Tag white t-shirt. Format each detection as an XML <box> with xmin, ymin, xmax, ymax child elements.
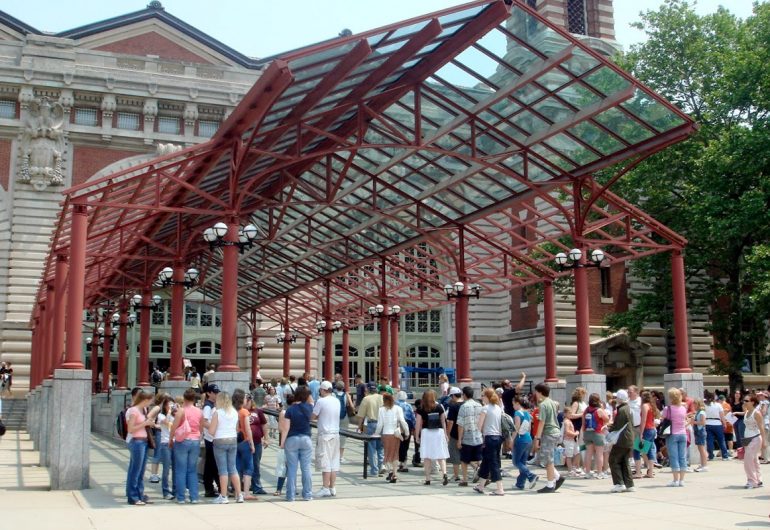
<box><xmin>482</xmin><ymin>404</ymin><xmax>502</xmax><ymax>436</ymax></box>
<box><xmin>213</xmin><ymin>407</ymin><xmax>239</xmax><ymax>439</ymax></box>
<box><xmin>202</xmin><ymin>404</ymin><xmax>215</xmax><ymax>442</ymax></box>
<box><xmin>705</xmin><ymin>403</ymin><xmax>723</xmax><ymax>426</ymax></box>
<box><xmin>628</xmin><ymin>397</ymin><xmax>642</xmax><ymax>426</ymax></box>
<box><xmin>158</xmin><ymin>412</ymin><xmax>171</xmax><ymax>444</ymax></box>
<box><xmin>313</xmin><ymin>394</ymin><xmax>341</xmax><ymax>435</ymax></box>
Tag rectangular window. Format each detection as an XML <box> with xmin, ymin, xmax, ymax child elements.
<box><xmin>417</xmin><ymin>311</ymin><xmax>428</xmax><ymax>333</ymax></box>
<box><xmin>404</xmin><ymin>313</ymin><xmax>416</xmax><ymax>333</ymax></box>
<box><xmin>166</xmin><ymin>301</ymin><xmax>173</xmax><ymax>326</ymax></box>
<box><xmin>185</xmin><ymin>303</ymin><xmax>198</xmax><ymax>327</ymax></box>
<box><xmin>567</xmin><ymin>0</ymin><xmax>587</xmax><ymax>35</ymax></box>
<box><xmin>0</xmin><ymin>100</ymin><xmax>15</xmax><ymax>119</ymax></box>
<box><xmin>600</xmin><ymin>267</ymin><xmax>612</xmax><ymax>299</ymax></box>
<box><xmin>74</xmin><ymin>108</ymin><xmax>98</xmax><ymax>126</ymax></box>
<box><xmin>152</xmin><ymin>306</ymin><xmax>165</xmax><ymax>325</ymax></box>
<box><xmin>151</xmin><ymin>339</ymin><xmax>167</xmax><ymax>354</ymax></box>
<box><xmin>200</xmin><ymin>305</ymin><xmax>212</xmax><ymax>327</ymax></box>
<box><xmin>429</xmin><ymin>310</ymin><xmax>441</xmax><ymax>333</ymax></box>
<box><xmin>158</xmin><ymin>116</ymin><xmax>180</xmax><ymax>134</ymax></box>
<box><xmin>116</xmin><ymin>112</ymin><xmax>140</xmax><ymax>130</ymax></box>
<box><xmin>198</xmin><ymin>119</ymin><xmax>219</xmax><ymax>137</ymax></box>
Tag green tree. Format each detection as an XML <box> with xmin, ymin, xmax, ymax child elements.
<box><xmin>605</xmin><ymin>1</ymin><xmax>770</xmax><ymax>392</ymax></box>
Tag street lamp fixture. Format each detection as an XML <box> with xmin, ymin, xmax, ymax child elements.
<box><xmin>368</xmin><ymin>304</ymin><xmax>385</xmax><ymax>317</ymax></box>
<box><xmin>111</xmin><ymin>311</ymin><xmax>137</xmax><ymax>328</ymax></box>
<box><xmin>203</xmin><ymin>222</ymin><xmax>259</xmax><ymax>253</ymax></box>
<box><xmin>245</xmin><ymin>340</ymin><xmax>265</xmax><ymax>351</ymax></box>
<box><xmin>89</xmin><ymin>325</ymin><xmax>114</xmax><ymax>346</ymax></box>
<box><xmin>387</xmin><ymin>305</ymin><xmax>401</xmax><ymax>321</ymax></box>
<box><xmin>316</xmin><ymin>319</ymin><xmax>342</xmax><ymax>333</ymax></box>
<box><xmin>158</xmin><ymin>266</ymin><xmax>199</xmax><ymax>288</ymax></box>
<box><xmin>131</xmin><ymin>293</ymin><xmax>162</xmax><ymax>310</ymax></box>
<box><xmin>554</xmin><ymin>248</ymin><xmax>606</xmax><ymax>270</ymax></box>
<box><xmin>276</xmin><ymin>329</ymin><xmax>298</xmax><ymax>344</ymax></box>
<box><xmin>444</xmin><ymin>281</ymin><xmax>481</xmax><ymax>300</ymax></box>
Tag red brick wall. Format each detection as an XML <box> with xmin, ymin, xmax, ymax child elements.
<box><xmin>93</xmin><ymin>32</ymin><xmax>212</xmax><ymax>64</ymax></box>
<box><xmin>510</xmin><ymin>287</ymin><xmax>541</xmax><ymax>331</ymax></box>
<box><xmin>0</xmin><ymin>139</ymin><xmax>11</xmax><ymax>191</ymax></box>
<box><xmin>71</xmin><ymin>146</ymin><xmax>145</xmax><ymax>187</ymax></box>
<box><xmin>588</xmin><ymin>262</ymin><xmax>629</xmax><ymax>325</ymax></box>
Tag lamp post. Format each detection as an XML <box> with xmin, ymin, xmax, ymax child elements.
<box><xmin>246</xmin><ymin>338</ymin><xmax>264</xmax><ymax>384</ymax></box>
<box><xmin>203</xmin><ymin>222</ymin><xmax>259</xmax><ymax>253</ymax></box>
<box><xmin>131</xmin><ymin>292</ymin><xmax>161</xmax><ymax>385</ymax></box>
<box><xmin>387</xmin><ymin>305</ymin><xmax>401</xmax><ymax>388</ymax></box>
<box><xmin>553</xmin><ymin>247</ymin><xmax>607</xmax><ymax>375</ymax></box>
<box><xmin>368</xmin><ymin>303</ymin><xmax>390</xmax><ymax>380</ymax></box>
<box><xmin>111</xmin><ymin>306</ymin><xmax>137</xmax><ymax>390</ymax></box>
<box><xmin>89</xmin><ymin>323</ymin><xmax>115</xmax><ymax>392</ymax></box>
<box><xmin>158</xmin><ymin>264</ymin><xmax>198</xmax><ymax>380</ymax></box>
<box><xmin>444</xmin><ymin>281</ymin><xmax>480</xmax><ymax>383</ymax></box>
<box><xmin>316</xmin><ymin>319</ymin><xmax>341</xmax><ymax>382</ymax></box>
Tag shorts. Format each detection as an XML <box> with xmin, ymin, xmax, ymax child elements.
<box><xmin>315</xmin><ymin>433</ymin><xmax>340</xmax><ymax>472</ymax></box>
<box><xmin>562</xmin><ymin>439</ymin><xmax>580</xmax><ymax>458</ymax></box>
<box><xmin>540</xmin><ymin>433</ymin><xmax>560</xmax><ymax>465</ymax></box>
<box><xmin>339</xmin><ymin>417</ymin><xmax>349</xmax><ymax>449</ymax></box>
<box><xmin>583</xmin><ymin>430</ymin><xmax>605</xmax><ymax>447</ymax></box>
<box><xmin>694</xmin><ymin>427</ymin><xmax>706</xmax><ymax>446</ymax></box>
<box><xmin>460</xmin><ymin>443</ymin><xmax>482</xmax><ymax>463</ymax></box>
<box><xmin>724</xmin><ymin>432</ymin><xmax>733</xmax><ymax>443</ymax></box>
<box><xmin>212</xmin><ymin>438</ymin><xmax>238</xmax><ymax>475</ymax></box>
<box><xmin>447</xmin><ymin>437</ymin><xmax>461</xmax><ymax>465</ymax></box>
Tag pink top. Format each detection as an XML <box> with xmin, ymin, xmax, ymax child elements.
<box><xmin>662</xmin><ymin>404</ymin><xmax>687</xmax><ymax>435</ymax></box>
<box><xmin>127</xmin><ymin>406</ymin><xmax>147</xmax><ymax>438</ymax></box>
<box><xmin>181</xmin><ymin>405</ymin><xmax>203</xmax><ymax>440</ymax></box>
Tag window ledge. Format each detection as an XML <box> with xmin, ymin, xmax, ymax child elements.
<box><xmin>600</xmin><ymin>297</ymin><xmax>614</xmax><ymax>304</ymax></box>
<box><xmin>519</xmin><ymin>302</ymin><xmax>529</xmax><ymax>309</ymax></box>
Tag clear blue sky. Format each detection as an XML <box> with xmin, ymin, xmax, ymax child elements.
<box><xmin>3</xmin><ymin>1</ymin><xmax>759</xmax><ymax>58</ymax></box>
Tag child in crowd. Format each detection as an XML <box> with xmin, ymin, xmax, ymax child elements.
<box><xmin>562</xmin><ymin>406</ymin><xmax>583</xmax><ymax>477</ymax></box>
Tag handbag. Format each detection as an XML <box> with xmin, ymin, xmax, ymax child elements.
<box><xmin>346</xmin><ymin>402</ymin><xmax>357</xmax><ymax>419</ymax></box>
<box><xmin>174</xmin><ymin>414</ymin><xmax>191</xmax><ymax>442</ymax></box>
<box><xmin>146</xmin><ymin>426</ymin><xmax>156</xmax><ymax>449</ymax></box>
<box><xmin>657</xmin><ymin>406</ymin><xmax>671</xmax><ymax>438</ymax></box>
<box><xmin>0</xmin><ymin>419</ymin><xmax>5</xmax><ymax>436</ymax></box>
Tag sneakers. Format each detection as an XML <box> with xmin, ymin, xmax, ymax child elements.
<box><xmin>537</xmin><ymin>485</ymin><xmax>556</xmax><ymax>493</ymax></box>
<box><xmin>667</xmin><ymin>480</ymin><xmax>680</xmax><ymax>487</ymax></box>
<box><xmin>610</xmin><ymin>484</ymin><xmax>626</xmax><ymax>493</ymax></box>
<box><xmin>554</xmin><ymin>475</ymin><xmax>566</xmax><ymax>491</ymax></box>
<box><xmin>527</xmin><ymin>475</ymin><xmax>539</xmax><ymax>490</ymax></box>
<box><xmin>330</xmin><ymin>488</ymin><xmax>336</xmax><ymax>497</ymax></box>
<box><xmin>625</xmin><ymin>487</ymin><xmax>635</xmax><ymax>492</ymax></box>
<box><xmin>163</xmin><ymin>494</ymin><xmax>175</xmax><ymax>500</ymax></box>
<box><xmin>316</xmin><ymin>487</ymin><xmax>333</xmax><ymax>498</ymax></box>
<box><xmin>596</xmin><ymin>472</ymin><xmax>608</xmax><ymax>479</ymax></box>
<box><xmin>694</xmin><ymin>465</ymin><xmax>709</xmax><ymax>472</ymax></box>
<box><xmin>213</xmin><ymin>495</ymin><xmax>229</xmax><ymax>504</ymax></box>
<box><xmin>236</xmin><ymin>493</ymin><xmax>244</xmax><ymax>503</ymax></box>
<box><xmin>339</xmin><ymin>458</ymin><xmax>348</xmax><ymax>465</ymax></box>
<box><xmin>746</xmin><ymin>483</ymin><xmax>759</xmax><ymax>489</ymax></box>
<box><xmin>149</xmin><ymin>474</ymin><xmax>160</xmax><ymax>483</ymax></box>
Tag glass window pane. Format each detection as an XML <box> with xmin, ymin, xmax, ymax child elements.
<box><xmin>0</xmin><ymin>100</ymin><xmax>15</xmax><ymax>119</ymax></box>
<box><xmin>74</xmin><ymin>108</ymin><xmax>98</xmax><ymax>126</ymax></box>
<box><xmin>200</xmin><ymin>305</ymin><xmax>212</xmax><ymax>327</ymax></box>
<box><xmin>185</xmin><ymin>303</ymin><xmax>198</xmax><ymax>326</ymax></box>
<box><xmin>116</xmin><ymin>112</ymin><xmax>140</xmax><ymax>130</ymax></box>
<box><xmin>199</xmin><ymin>120</ymin><xmax>219</xmax><ymax>137</ymax></box>
<box><xmin>158</xmin><ymin>116</ymin><xmax>180</xmax><ymax>134</ymax></box>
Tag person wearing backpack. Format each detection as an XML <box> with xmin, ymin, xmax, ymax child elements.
<box><xmin>396</xmin><ymin>390</ymin><xmax>415</xmax><ymax>473</ymax></box>
<box><xmin>582</xmin><ymin>393</ymin><xmax>609</xmax><ymax>479</ymax></box>
<box><xmin>333</xmin><ymin>381</ymin><xmax>354</xmax><ymax>464</ymax></box>
<box><xmin>170</xmin><ymin>388</ymin><xmax>203</xmax><ymax>504</ymax></box>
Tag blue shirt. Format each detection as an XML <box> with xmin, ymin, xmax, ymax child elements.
<box><xmin>514</xmin><ymin>410</ymin><xmax>532</xmax><ymax>443</ymax></box>
<box><xmin>285</xmin><ymin>402</ymin><xmax>313</xmax><ymax>438</ymax></box>
<box><xmin>308</xmin><ymin>380</ymin><xmax>320</xmax><ymax>402</ymax></box>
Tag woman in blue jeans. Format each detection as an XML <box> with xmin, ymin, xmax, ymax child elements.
<box><xmin>125</xmin><ymin>390</ymin><xmax>155</xmax><ymax>505</ymax></box>
<box><xmin>281</xmin><ymin>386</ymin><xmax>314</xmax><ymax>501</ymax></box>
<box><xmin>704</xmin><ymin>391</ymin><xmax>730</xmax><ymax>460</ymax></box>
<box><xmin>208</xmin><ymin>391</ymin><xmax>243</xmax><ymax>504</ymax></box>
<box><xmin>661</xmin><ymin>388</ymin><xmax>688</xmax><ymax>487</ymax></box>
<box><xmin>512</xmin><ymin>398</ymin><xmax>538</xmax><ymax>490</ymax></box>
<box><xmin>170</xmin><ymin>388</ymin><xmax>203</xmax><ymax>504</ymax></box>
<box><xmin>474</xmin><ymin>388</ymin><xmax>505</xmax><ymax>495</ymax></box>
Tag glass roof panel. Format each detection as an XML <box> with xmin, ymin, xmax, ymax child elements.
<box><xmin>621</xmin><ymin>89</ymin><xmax>687</xmax><ymax>132</ymax></box>
<box><xmin>554</xmin><ymin>82</ymin><xmax>601</xmax><ymax>108</ymax></box>
<box><xmin>532</xmin><ymin>97</ymin><xmax>573</xmax><ymax>124</ymax></box>
<box><xmin>544</xmin><ymin>133</ymin><xmax>600</xmax><ymax>166</ymax></box>
<box><xmin>510</xmin><ymin>109</ymin><xmax>550</xmax><ymax>136</ymax></box>
<box><xmin>567</xmin><ymin>122</ymin><xmax>625</xmax><ymax>155</ymax></box>
<box><xmin>508</xmin><ymin>8</ymin><xmax>571</xmax><ymax>58</ymax></box>
<box><xmin>561</xmin><ymin>48</ymin><xmax>600</xmax><ymax>77</ymax></box>
<box><xmin>584</xmin><ymin>67</ymin><xmax>632</xmax><ymax>97</ymax></box>
<box><xmin>594</xmin><ymin>108</ymin><xmax>656</xmax><ymax>144</ymax></box>
<box><xmin>530</xmin><ymin>143</ymin><xmax>575</xmax><ymax>171</ymax></box>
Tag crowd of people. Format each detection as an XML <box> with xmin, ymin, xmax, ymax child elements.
<box><xmin>121</xmin><ymin>370</ymin><xmax>767</xmax><ymax>505</ymax></box>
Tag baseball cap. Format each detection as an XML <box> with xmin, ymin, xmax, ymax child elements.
<box><xmin>449</xmin><ymin>386</ymin><xmax>462</xmax><ymax>396</ymax></box>
<box><xmin>367</xmin><ymin>382</ymin><xmax>377</xmax><ymax>392</ymax></box>
<box><xmin>615</xmin><ymin>389</ymin><xmax>628</xmax><ymax>402</ymax></box>
<box><xmin>207</xmin><ymin>384</ymin><xmax>221</xmax><ymax>394</ymax></box>
<box><xmin>320</xmin><ymin>381</ymin><xmax>333</xmax><ymax>391</ymax></box>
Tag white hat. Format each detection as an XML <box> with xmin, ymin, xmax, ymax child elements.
<box><xmin>449</xmin><ymin>386</ymin><xmax>462</xmax><ymax>396</ymax></box>
<box><xmin>615</xmin><ymin>389</ymin><xmax>629</xmax><ymax>403</ymax></box>
<box><xmin>320</xmin><ymin>381</ymin><xmax>333</xmax><ymax>391</ymax></box>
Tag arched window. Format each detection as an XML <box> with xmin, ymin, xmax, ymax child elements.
<box><xmin>405</xmin><ymin>345</ymin><xmax>442</xmax><ymax>387</ymax></box>
<box><xmin>567</xmin><ymin>0</ymin><xmax>587</xmax><ymax>35</ymax></box>
<box><xmin>185</xmin><ymin>340</ymin><xmax>221</xmax><ymax>356</ymax></box>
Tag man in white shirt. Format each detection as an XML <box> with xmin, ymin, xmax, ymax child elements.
<box><xmin>201</xmin><ymin>384</ymin><xmax>220</xmax><ymax>497</ymax></box>
<box><xmin>627</xmin><ymin>385</ymin><xmax>643</xmax><ymax>476</ymax></box>
<box><xmin>312</xmin><ymin>381</ymin><xmax>341</xmax><ymax>497</ymax></box>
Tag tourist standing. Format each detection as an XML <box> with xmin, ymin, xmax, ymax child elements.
<box><xmin>282</xmin><ymin>386</ymin><xmax>314</xmax><ymax>501</ymax></box>
<box><xmin>201</xmin><ymin>384</ymin><xmax>221</xmax><ymax>497</ymax></box>
<box><xmin>456</xmin><ymin>386</ymin><xmax>483</xmax><ymax>487</ymax></box>
<box><xmin>445</xmin><ymin>387</ymin><xmax>464</xmax><ymax>482</ymax></box>
<box><xmin>512</xmin><ymin>397</ymin><xmax>538</xmax><ymax>490</ymax></box>
<box><xmin>607</xmin><ymin>389</ymin><xmax>634</xmax><ymax>493</ymax></box>
<box><xmin>125</xmin><ymin>390</ymin><xmax>155</xmax><ymax>505</ymax></box>
<box><xmin>633</xmin><ymin>391</ymin><xmax>658</xmax><ymax>479</ymax></box>
<box><xmin>396</xmin><ymin>390</ymin><xmax>415</xmax><ymax>472</ymax></box>
<box><xmin>375</xmin><ymin>392</ymin><xmax>407</xmax><ymax>483</ymax></box>
<box><xmin>358</xmin><ymin>383</ymin><xmax>384</xmax><ymax>476</ymax></box>
<box><xmin>234</xmin><ymin>390</ymin><xmax>256</xmax><ymax>500</ymax></box>
<box><xmin>170</xmin><ymin>388</ymin><xmax>203</xmax><ymax>504</ymax></box>
<box><xmin>533</xmin><ymin>383</ymin><xmax>565</xmax><ymax>493</ymax></box>
<box><xmin>704</xmin><ymin>390</ymin><xmax>730</xmax><ymax>461</ymax></box>
<box><xmin>474</xmin><ymin>388</ymin><xmax>505</xmax><ymax>495</ymax></box>
<box><xmin>155</xmin><ymin>396</ymin><xmax>175</xmax><ymax>500</ymax></box>
<box><xmin>742</xmin><ymin>393</ymin><xmax>765</xmax><ymax>489</ymax></box>
<box><xmin>208</xmin><ymin>391</ymin><xmax>242</xmax><ymax>504</ymax></box>
<box><xmin>693</xmin><ymin>397</ymin><xmax>708</xmax><ymax>472</ymax></box>
<box><xmin>333</xmin><ymin>381</ymin><xmax>354</xmax><ymax>464</ymax></box>
<box><xmin>415</xmin><ymin>389</ymin><xmax>449</xmax><ymax>485</ymax></box>
<box><xmin>582</xmin><ymin>392</ymin><xmax>609</xmax><ymax>478</ymax></box>
<box><xmin>312</xmin><ymin>381</ymin><xmax>341</xmax><ymax>497</ymax></box>
<box><xmin>661</xmin><ymin>388</ymin><xmax>688</xmax><ymax>487</ymax></box>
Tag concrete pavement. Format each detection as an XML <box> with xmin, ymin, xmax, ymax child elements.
<box><xmin>0</xmin><ymin>429</ymin><xmax>767</xmax><ymax>529</ymax></box>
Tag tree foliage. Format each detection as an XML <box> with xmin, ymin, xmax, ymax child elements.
<box><xmin>605</xmin><ymin>1</ymin><xmax>770</xmax><ymax>392</ymax></box>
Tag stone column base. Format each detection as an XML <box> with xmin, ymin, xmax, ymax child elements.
<box><xmin>566</xmin><ymin>374</ymin><xmax>607</xmax><ymax>405</ymax></box>
<box><xmin>208</xmin><ymin>372</ymin><xmax>250</xmax><ymax>395</ymax></box>
<box><xmin>50</xmin><ymin>369</ymin><xmax>91</xmax><ymax>490</ymax></box>
<box><xmin>159</xmin><ymin>380</ymin><xmax>191</xmax><ymax>399</ymax></box>
<box><xmin>545</xmin><ymin>381</ymin><xmax>567</xmax><ymax>410</ymax></box>
<box><xmin>39</xmin><ymin>380</ymin><xmax>52</xmax><ymax>467</ymax></box>
<box><xmin>664</xmin><ymin>372</ymin><xmax>704</xmax><ymax>404</ymax></box>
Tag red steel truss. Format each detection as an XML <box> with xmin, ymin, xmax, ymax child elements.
<box><xmin>32</xmin><ymin>0</ymin><xmax>696</xmax><ymax>384</ymax></box>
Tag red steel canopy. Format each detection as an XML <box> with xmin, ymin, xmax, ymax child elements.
<box><xmin>35</xmin><ymin>0</ymin><xmax>695</xmax><ymax>332</ymax></box>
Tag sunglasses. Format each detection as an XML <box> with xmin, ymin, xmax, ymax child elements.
<box><xmin>744</xmin><ymin>399</ymin><xmax>752</xmax><ymax>403</ymax></box>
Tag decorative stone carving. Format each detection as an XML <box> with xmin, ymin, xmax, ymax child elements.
<box><xmin>18</xmin><ymin>87</ymin><xmax>35</xmax><ymax>110</ymax></box>
<box><xmin>143</xmin><ymin>98</ymin><xmax>158</xmax><ymax>122</ymax></box>
<box><xmin>156</xmin><ymin>143</ymin><xmax>183</xmax><ymax>156</ymax></box>
<box><xmin>101</xmin><ymin>94</ymin><xmax>116</xmax><ymax>118</ymax></box>
<box><xmin>17</xmin><ymin>97</ymin><xmax>67</xmax><ymax>190</ymax></box>
<box><xmin>59</xmin><ymin>89</ymin><xmax>74</xmax><ymax>115</ymax></box>
<box><xmin>183</xmin><ymin>103</ymin><xmax>198</xmax><ymax>128</ymax></box>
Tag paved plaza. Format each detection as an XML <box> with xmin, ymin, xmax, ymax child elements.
<box><xmin>0</xmin><ymin>429</ymin><xmax>766</xmax><ymax>529</ymax></box>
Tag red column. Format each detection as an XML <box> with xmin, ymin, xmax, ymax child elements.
<box><xmin>52</xmin><ymin>254</ymin><xmax>68</xmax><ymax>371</ymax></box>
<box><xmin>379</xmin><ymin>305</ymin><xmax>389</xmax><ymax>380</ymax></box>
<box><xmin>102</xmin><ymin>322</ymin><xmax>112</xmax><ymax>391</ymax></box>
<box><xmin>219</xmin><ymin>222</ymin><xmax>239</xmax><ymax>372</ymax></box>
<box><xmin>455</xmin><ymin>295</ymin><xmax>471</xmax><ymax>383</ymax></box>
<box><xmin>90</xmin><ymin>327</ymin><xmax>99</xmax><ymax>392</ymax></box>
<box><xmin>250</xmin><ymin>333</ymin><xmax>260</xmax><ymax>384</ymax></box>
<box><xmin>31</xmin><ymin>315</ymin><xmax>40</xmax><ymax>388</ymax></box>
<box><xmin>169</xmin><ymin>263</ymin><xmax>185</xmax><ymax>380</ymax></box>
<box><xmin>62</xmin><ymin>204</ymin><xmax>87</xmax><ymax>369</ymax></box>
<box><xmin>282</xmin><ymin>334</ymin><xmax>291</xmax><ymax>377</ymax></box>
<box><xmin>44</xmin><ymin>282</ymin><xmax>55</xmax><ymax>378</ymax></box>
<box><xmin>304</xmin><ymin>337</ymin><xmax>312</xmax><ymax>376</ymax></box>
<box><xmin>671</xmin><ymin>250</ymin><xmax>692</xmax><ymax>373</ymax></box>
<box><xmin>390</xmin><ymin>317</ymin><xmax>399</xmax><ymax>388</ymax></box>
<box><xmin>137</xmin><ymin>290</ymin><xmax>152</xmax><ymax>386</ymax></box>
<box><xmin>117</xmin><ymin>303</ymin><xmax>128</xmax><ymax>389</ymax></box>
<box><xmin>324</xmin><ymin>326</ymin><xmax>333</xmax><ymax>382</ymax></box>
<box><xmin>342</xmin><ymin>327</ymin><xmax>350</xmax><ymax>391</ymax></box>
<box><xmin>573</xmin><ymin>261</ymin><xmax>593</xmax><ymax>375</ymax></box>
<box><xmin>544</xmin><ymin>280</ymin><xmax>558</xmax><ymax>382</ymax></box>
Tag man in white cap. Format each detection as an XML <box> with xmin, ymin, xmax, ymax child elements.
<box><xmin>608</xmin><ymin>389</ymin><xmax>635</xmax><ymax>493</ymax></box>
<box><xmin>445</xmin><ymin>386</ymin><xmax>464</xmax><ymax>482</ymax></box>
<box><xmin>312</xmin><ymin>380</ymin><xmax>341</xmax><ymax>497</ymax></box>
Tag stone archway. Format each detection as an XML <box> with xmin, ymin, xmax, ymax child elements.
<box><xmin>591</xmin><ymin>333</ymin><xmax>651</xmax><ymax>391</ymax></box>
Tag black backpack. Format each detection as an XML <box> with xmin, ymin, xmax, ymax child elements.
<box><xmin>116</xmin><ymin>409</ymin><xmax>128</xmax><ymax>439</ymax></box>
